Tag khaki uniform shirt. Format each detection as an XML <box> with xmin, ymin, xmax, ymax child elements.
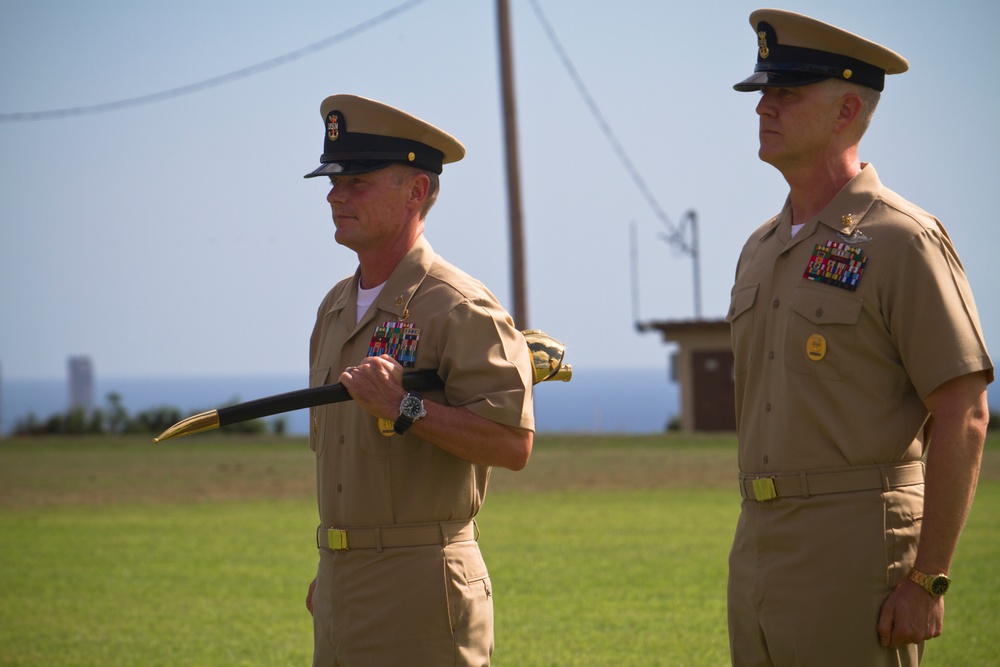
<box><xmin>309</xmin><ymin>235</ymin><xmax>535</xmax><ymax>529</ymax></box>
<box><xmin>728</xmin><ymin>164</ymin><xmax>992</xmax><ymax>475</ymax></box>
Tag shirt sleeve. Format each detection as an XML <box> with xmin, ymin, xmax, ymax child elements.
<box><xmin>436</xmin><ymin>298</ymin><xmax>535</xmax><ymax>431</ymax></box>
<box><xmin>883</xmin><ymin>226</ymin><xmax>993</xmax><ymax>398</ymax></box>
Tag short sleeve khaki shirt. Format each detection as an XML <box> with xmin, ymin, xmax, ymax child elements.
<box><xmin>309</xmin><ymin>235</ymin><xmax>535</xmax><ymax>529</ymax></box>
<box><xmin>728</xmin><ymin>164</ymin><xmax>992</xmax><ymax>474</ymax></box>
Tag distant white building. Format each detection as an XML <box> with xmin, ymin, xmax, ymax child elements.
<box><xmin>68</xmin><ymin>356</ymin><xmax>94</xmax><ymax>412</ymax></box>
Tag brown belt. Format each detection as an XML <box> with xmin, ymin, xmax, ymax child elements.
<box><xmin>317</xmin><ymin>519</ymin><xmax>477</xmax><ymax>552</ymax></box>
<box><xmin>740</xmin><ymin>461</ymin><xmax>924</xmax><ymax>502</ymax></box>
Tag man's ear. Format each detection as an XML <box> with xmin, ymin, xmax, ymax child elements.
<box><xmin>834</xmin><ymin>92</ymin><xmax>864</xmax><ymax>133</ymax></box>
<box><xmin>406</xmin><ymin>172</ymin><xmax>431</xmax><ymax>209</ymax></box>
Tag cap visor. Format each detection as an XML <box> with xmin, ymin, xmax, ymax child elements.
<box><xmin>303</xmin><ymin>160</ymin><xmax>394</xmax><ymax>179</ymax></box>
<box><xmin>733</xmin><ymin>71</ymin><xmax>830</xmax><ymax>92</ymax></box>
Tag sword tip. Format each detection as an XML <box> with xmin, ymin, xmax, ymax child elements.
<box><xmin>152</xmin><ymin>410</ymin><xmax>222</xmax><ymax>443</ymax></box>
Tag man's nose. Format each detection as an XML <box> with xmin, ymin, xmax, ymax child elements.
<box><xmin>327</xmin><ymin>184</ymin><xmax>346</xmax><ymax>204</ymax></box>
<box><xmin>755</xmin><ymin>92</ymin><xmax>775</xmax><ymax>116</ymax></box>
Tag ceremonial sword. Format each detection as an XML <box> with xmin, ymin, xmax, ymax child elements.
<box><xmin>153</xmin><ymin>329</ymin><xmax>571</xmax><ymax>443</ymax></box>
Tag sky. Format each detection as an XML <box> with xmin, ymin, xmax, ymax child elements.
<box><xmin>1</xmin><ymin>0</ymin><xmax>998</xmax><ymax>386</ymax></box>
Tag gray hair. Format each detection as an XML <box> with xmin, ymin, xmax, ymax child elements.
<box><xmin>827</xmin><ymin>79</ymin><xmax>881</xmax><ymax>137</ymax></box>
<box><xmin>391</xmin><ymin>165</ymin><xmax>440</xmax><ymax>218</ymax></box>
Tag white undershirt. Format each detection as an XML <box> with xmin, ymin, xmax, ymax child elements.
<box><xmin>790</xmin><ymin>222</ymin><xmax>805</xmax><ymax>237</ymax></box>
<box><xmin>357</xmin><ymin>281</ymin><xmax>385</xmax><ymax>325</ymax></box>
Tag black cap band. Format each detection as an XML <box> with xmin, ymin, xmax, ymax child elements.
<box><xmin>320</xmin><ymin>131</ymin><xmax>444</xmax><ymax>174</ymax></box>
<box><xmin>755</xmin><ymin>44</ymin><xmax>886</xmax><ymax>91</ymax></box>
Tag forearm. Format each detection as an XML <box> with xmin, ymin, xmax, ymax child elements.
<box><xmin>877</xmin><ymin>372</ymin><xmax>989</xmax><ymax>647</ymax></box>
<box><xmin>409</xmin><ymin>400</ymin><xmax>533</xmax><ymax>471</ymax></box>
<box><xmin>914</xmin><ymin>373</ymin><xmax>989</xmax><ymax>574</ymax></box>
<box><xmin>341</xmin><ymin>358</ymin><xmax>533</xmax><ymax>471</ymax></box>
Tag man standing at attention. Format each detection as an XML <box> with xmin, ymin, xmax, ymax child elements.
<box><xmin>302</xmin><ymin>94</ymin><xmax>535</xmax><ymax>666</ymax></box>
<box><xmin>727</xmin><ymin>9</ymin><xmax>992</xmax><ymax>666</ymax></box>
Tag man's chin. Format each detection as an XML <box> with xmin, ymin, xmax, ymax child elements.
<box><xmin>333</xmin><ymin>230</ymin><xmax>356</xmax><ymax>250</ymax></box>
<box><xmin>757</xmin><ymin>147</ymin><xmax>781</xmax><ymax>168</ymax></box>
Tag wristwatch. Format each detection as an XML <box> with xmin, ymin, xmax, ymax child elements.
<box><xmin>907</xmin><ymin>567</ymin><xmax>950</xmax><ymax>597</ymax></box>
<box><xmin>393</xmin><ymin>391</ymin><xmax>426</xmax><ymax>435</ymax></box>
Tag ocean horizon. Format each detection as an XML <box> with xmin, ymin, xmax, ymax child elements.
<box><xmin>0</xmin><ymin>367</ymin><xmax>679</xmax><ymax>437</ymax></box>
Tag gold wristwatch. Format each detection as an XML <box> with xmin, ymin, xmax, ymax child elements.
<box><xmin>907</xmin><ymin>567</ymin><xmax>950</xmax><ymax>597</ymax></box>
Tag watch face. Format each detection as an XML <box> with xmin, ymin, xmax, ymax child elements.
<box><xmin>930</xmin><ymin>576</ymin><xmax>950</xmax><ymax>596</ymax></box>
<box><xmin>401</xmin><ymin>395</ymin><xmax>423</xmax><ymax>418</ymax></box>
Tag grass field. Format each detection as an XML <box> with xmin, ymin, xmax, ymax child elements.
<box><xmin>1</xmin><ymin>433</ymin><xmax>998</xmax><ymax>666</ymax></box>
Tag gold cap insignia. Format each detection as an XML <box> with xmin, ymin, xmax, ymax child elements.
<box><xmin>326</xmin><ymin>111</ymin><xmax>340</xmax><ymax>142</ymax></box>
<box><xmin>757</xmin><ymin>30</ymin><xmax>770</xmax><ymax>59</ymax></box>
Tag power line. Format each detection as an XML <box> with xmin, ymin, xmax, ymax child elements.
<box><xmin>0</xmin><ymin>0</ymin><xmax>427</xmax><ymax>123</ymax></box>
<box><xmin>525</xmin><ymin>0</ymin><xmax>694</xmax><ymax>254</ymax></box>
<box><xmin>526</xmin><ymin>0</ymin><xmax>701</xmax><ymax>317</ymax></box>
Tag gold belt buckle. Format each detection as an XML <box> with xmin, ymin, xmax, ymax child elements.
<box><xmin>328</xmin><ymin>528</ymin><xmax>349</xmax><ymax>550</ymax></box>
<box><xmin>752</xmin><ymin>477</ymin><xmax>778</xmax><ymax>501</ymax></box>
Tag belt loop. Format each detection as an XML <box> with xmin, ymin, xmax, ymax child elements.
<box><xmin>879</xmin><ymin>464</ymin><xmax>891</xmax><ymax>492</ymax></box>
<box><xmin>375</xmin><ymin>526</ymin><xmax>383</xmax><ymax>553</ymax></box>
<box><xmin>799</xmin><ymin>471</ymin><xmax>810</xmax><ymax>498</ymax></box>
<box><xmin>473</xmin><ymin>519</ymin><xmax>480</xmax><ymax>542</ymax></box>
<box><xmin>316</xmin><ymin>524</ymin><xmax>322</xmax><ymax>550</ymax></box>
<box><xmin>438</xmin><ymin>522</ymin><xmax>449</xmax><ymax>546</ymax></box>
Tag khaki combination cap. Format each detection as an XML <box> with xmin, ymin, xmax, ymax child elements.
<box><xmin>304</xmin><ymin>94</ymin><xmax>466</xmax><ymax>178</ymax></box>
<box><xmin>734</xmin><ymin>8</ymin><xmax>909</xmax><ymax>92</ymax></box>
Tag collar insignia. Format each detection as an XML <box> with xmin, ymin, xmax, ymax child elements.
<box><xmin>837</xmin><ymin>228</ymin><xmax>872</xmax><ymax>244</ymax></box>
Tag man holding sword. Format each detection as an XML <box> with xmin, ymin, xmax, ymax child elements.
<box><xmin>301</xmin><ymin>94</ymin><xmax>535</xmax><ymax>666</ymax></box>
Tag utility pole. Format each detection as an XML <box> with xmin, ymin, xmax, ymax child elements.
<box><xmin>496</xmin><ymin>0</ymin><xmax>528</xmax><ymax>328</ymax></box>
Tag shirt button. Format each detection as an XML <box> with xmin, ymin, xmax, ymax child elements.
<box><xmin>765</xmin><ymin>403</ymin><xmax>772</xmax><ymax>412</ymax></box>
<box><xmin>768</xmin><ymin>351</ymin><xmax>775</xmax><ymax>360</ymax></box>
<box><xmin>336</xmin><ymin>484</ymin><xmax>343</xmax><ymax>493</ymax></box>
<box><xmin>763</xmin><ymin>455</ymin><xmax>769</xmax><ymax>464</ymax></box>
<box><xmin>338</xmin><ymin>435</ymin><xmax>345</xmax><ymax>444</ymax></box>
<box><xmin>815</xmin><ymin>308</ymin><xmax>824</xmax><ymax>318</ymax></box>
<box><xmin>772</xmin><ymin>299</ymin><xmax>780</xmax><ymax>309</ymax></box>
<box><xmin>780</xmin><ymin>251</ymin><xmax>790</xmax><ymax>258</ymax></box>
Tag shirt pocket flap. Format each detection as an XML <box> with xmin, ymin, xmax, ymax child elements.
<box><xmin>310</xmin><ymin>366</ymin><xmax>333</xmax><ymax>388</ymax></box>
<box><xmin>790</xmin><ymin>288</ymin><xmax>863</xmax><ymax>325</ymax></box>
<box><xmin>727</xmin><ymin>284</ymin><xmax>759</xmax><ymax>323</ymax></box>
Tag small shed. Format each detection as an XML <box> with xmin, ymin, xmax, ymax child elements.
<box><xmin>637</xmin><ymin>319</ymin><xmax>735</xmax><ymax>432</ymax></box>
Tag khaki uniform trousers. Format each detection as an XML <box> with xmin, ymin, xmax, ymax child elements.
<box><xmin>312</xmin><ymin>522</ymin><xmax>493</xmax><ymax>666</ymax></box>
<box><xmin>728</xmin><ymin>476</ymin><xmax>924</xmax><ymax>666</ymax></box>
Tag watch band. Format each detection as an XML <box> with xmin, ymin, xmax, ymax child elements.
<box><xmin>393</xmin><ymin>391</ymin><xmax>425</xmax><ymax>435</ymax></box>
<box><xmin>907</xmin><ymin>567</ymin><xmax>950</xmax><ymax>597</ymax></box>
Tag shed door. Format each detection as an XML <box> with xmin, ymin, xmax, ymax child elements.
<box><xmin>692</xmin><ymin>350</ymin><xmax>736</xmax><ymax>431</ymax></box>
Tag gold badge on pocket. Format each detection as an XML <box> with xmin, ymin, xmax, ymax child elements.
<box><xmin>378</xmin><ymin>418</ymin><xmax>396</xmax><ymax>437</ymax></box>
<box><xmin>806</xmin><ymin>334</ymin><xmax>827</xmax><ymax>362</ymax></box>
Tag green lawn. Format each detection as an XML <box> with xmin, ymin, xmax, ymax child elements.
<box><xmin>1</xmin><ymin>434</ymin><xmax>997</xmax><ymax>666</ymax></box>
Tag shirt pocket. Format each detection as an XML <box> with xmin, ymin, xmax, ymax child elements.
<box><xmin>309</xmin><ymin>366</ymin><xmax>332</xmax><ymax>456</ymax></box>
<box><xmin>726</xmin><ymin>284</ymin><xmax>758</xmax><ymax>377</ymax></box>
<box><xmin>785</xmin><ymin>286</ymin><xmax>863</xmax><ymax>381</ymax></box>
